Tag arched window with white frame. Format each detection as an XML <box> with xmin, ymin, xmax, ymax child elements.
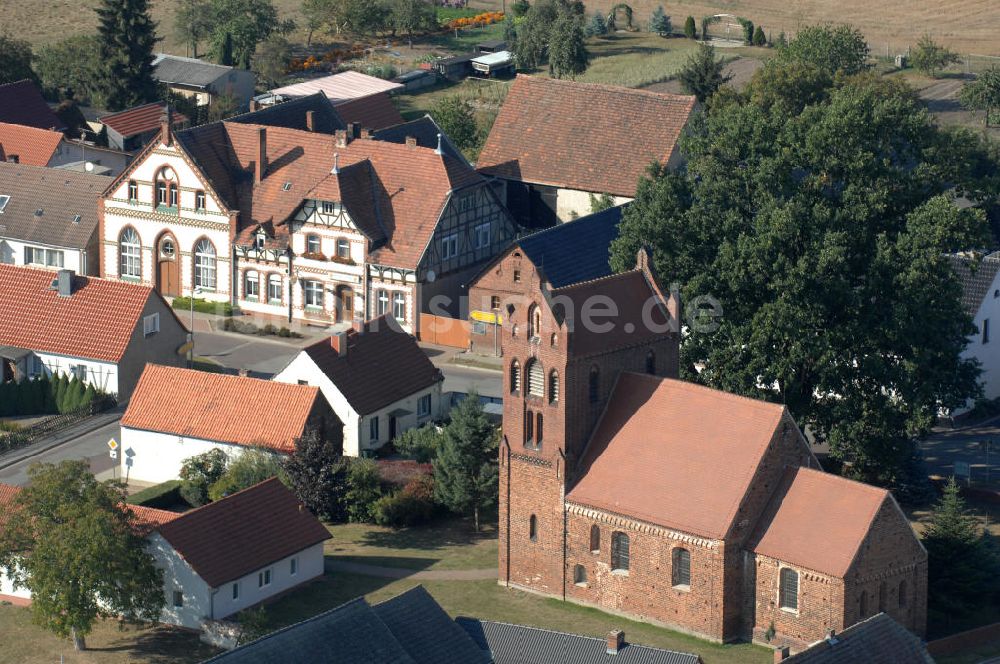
<box><xmin>193</xmin><ymin>238</ymin><xmax>217</xmax><ymax>290</ymax></box>
<box><xmin>119</xmin><ymin>227</ymin><xmax>141</xmax><ymax>279</ymax></box>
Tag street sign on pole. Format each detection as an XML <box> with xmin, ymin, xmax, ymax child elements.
<box><xmin>107</xmin><ymin>438</ymin><xmax>118</xmax><ymax>451</ymax></box>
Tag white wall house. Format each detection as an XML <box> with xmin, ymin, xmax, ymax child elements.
<box><xmin>274</xmin><ymin>320</ymin><xmax>444</xmax><ymax>456</ymax></box>
<box><xmin>119</xmin><ymin>364</ymin><xmax>335</xmax><ymax>484</ymax></box>
<box><xmin>949</xmin><ymin>252</ymin><xmax>1000</xmax><ymax>412</ymax></box>
<box><xmin>0</xmin><ymin>480</ymin><xmax>330</xmax><ymax>632</ymax></box>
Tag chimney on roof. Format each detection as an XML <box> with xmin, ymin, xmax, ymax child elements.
<box><xmin>360</xmin><ymin>127</ymin><xmax>373</xmax><ymax>139</ymax></box>
<box><xmin>606</xmin><ymin>630</ymin><xmax>624</xmax><ymax>655</ymax></box>
<box><xmin>305</xmin><ymin>110</ymin><xmax>315</xmax><ymax>132</ymax></box>
<box><xmin>405</xmin><ymin>136</ymin><xmax>417</xmax><ymax>149</ymax></box>
<box><xmin>160</xmin><ymin>106</ymin><xmax>173</xmax><ymax>147</ymax></box>
<box><xmin>55</xmin><ymin>269</ymin><xmax>75</xmax><ymax>298</ymax></box>
<box><xmin>773</xmin><ymin>645</ymin><xmax>791</xmax><ymax>662</ymax></box>
<box><xmin>331</xmin><ymin>330</ymin><xmax>349</xmax><ymax>357</ymax></box>
<box><xmin>335</xmin><ymin>129</ymin><xmax>348</xmax><ymax>148</ymax></box>
<box><xmin>255</xmin><ymin>127</ymin><xmax>267</xmax><ymax>183</ymax></box>
<box><xmin>434</xmin><ymin>133</ymin><xmax>443</xmax><ymax>156</ymax></box>
<box><xmin>249</xmin><ymin>99</ymin><xmax>261</xmax><ymax>112</ymax></box>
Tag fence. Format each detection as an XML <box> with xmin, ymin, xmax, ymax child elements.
<box><xmin>0</xmin><ymin>395</ymin><xmax>117</xmax><ymax>455</ymax></box>
<box><xmin>419</xmin><ymin>313</ymin><xmax>472</xmax><ymax>349</ymax></box>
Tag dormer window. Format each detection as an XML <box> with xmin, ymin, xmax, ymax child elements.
<box><xmin>321</xmin><ymin>201</ymin><xmax>339</xmax><ymax>214</ymax></box>
<box><xmin>0</xmin><ymin>195</ymin><xmax>9</xmax><ymax>213</ymax></box>
<box><xmin>254</xmin><ymin>233</ymin><xmax>265</xmax><ymax>251</ymax></box>
<box><xmin>282</xmin><ymin>181</ymin><xmax>292</xmax><ymax>192</ymax></box>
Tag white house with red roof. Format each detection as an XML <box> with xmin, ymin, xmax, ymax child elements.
<box><xmin>274</xmin><ymin>316</ymin><xmax>444</xmax><ymax>456</ymax></box>
<box><xmin>120</xmin><ymin>364</ymin><xmax>338</xmax><ymax>483</ymax></box>
<box><xmin>0</xmin><ymin>479</ymin><xmax>330</xmax><ymax>632</ymax></box>
<box><xmin>0</xmin><ymin>265</ymin><xmax>186</xmax><ymax>399</ymax></box>
<box><xmin>98</xmin><ymin>95</ymin><xmax>517</xmax><ymax>335</ymax></box>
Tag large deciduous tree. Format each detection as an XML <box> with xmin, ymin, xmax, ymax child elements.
<box><xmin>431</xmin><ymin>95</ymin><xmax>478</xmax><ymax>153</ymax></box>
<box><xmin>34</xmin><ymin>36</ymin><xmax>104</xmax><ymax>105</ymax></box>
<box><xmin>284</xmin><ymin>429</ymin><xmax>350</xmax><ymax>521</ymax></box>
<box><xmin>0</xmin><ymin>461</ymin><xmax>164</xmax><ymax>651</ymax></box>
<box><xmin>0</xmin><ymin>33</ymin><xmax>36</xmax><ymax>85</ymax></box>
<box><xmin>960</xmin><ymin>65</ymin><xmax>1000</xmax><ymax>127</ymax></box>
<box><xmin>96</xmin><ymin>0</ymin><xmax>160</xmax><ymax>111</ymax></box>
<box><xmin>207</xmin><ymin>0</ymin><xmax>295</xmax><ymax>70</ymax></box>
<box><xmin>175</xmin><ymin>0</ymin><xmax>213</xmax><ymax>58</ymax></box>
<box><xmin>433</xmin><ymin>392</ymin><xmax>498</xmax><ymax>531</ymax></box>
<box><xmin>610</xmin><ymin>69</ymin><xmax>998</xmax><ymax>486</ymax></box>
<box><xmin>911</xmin><ymin>34</ymin><xmax>960</xmax><ymax>78</ymax></box>
<box><xmin>777</xmin><ymin>24</ymin><xmax>870</xmax><ymax>76</ymax></box>
<box><xmin>548</xmin><ymin>10</ymin><xmax>589</xmax><ymax>79</ymax></box>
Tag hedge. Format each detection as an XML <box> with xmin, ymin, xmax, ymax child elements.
<box><xmin>171</xmin><ymin>296</ymin><xmax>234</xmax><ymax>317</ymax></box>
<box><xmin>126</xmin><ymin>480</ymin><xmax>184</xmax><ymax>508</ymax></box>
<box><xmin>0</xmin><ymin>374</ymin><xmax>102</xmax><ymax>417</ymax></box>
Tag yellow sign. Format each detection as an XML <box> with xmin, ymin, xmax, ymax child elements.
<box><xmin>107</xmin><ymin>438</ymin><xmax>119</xmax><ymax>451</ymax></box>
<box><xmin>178</xmin><ymin>341</ymin><xmax>193</xmax><ymax>356</ymax></box>
<box><xmin>471</xmin><ymin>310</ymin><xmax>501</xmax><ymax>325</ymax></box>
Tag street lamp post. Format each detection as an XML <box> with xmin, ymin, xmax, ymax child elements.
<box><xmin>189</xmin><ymin>286</ymin><xmax>203</xmax><ymax>368</ymax></box>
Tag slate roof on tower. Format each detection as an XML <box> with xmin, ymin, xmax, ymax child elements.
<box><xmin>517</xmin><ymin>204</ymin><xmax>623</xmax><ymax>288</ymax></box>
<box><xmin>0</xmin><ymin>80</ymin><xmax>64</xmax><ymax>131</ymax></box>
<box><xmin>156</xmin><ymin>478</ymin><xmax>331</xmax><ymax>588</ymax></box>
<box><xmin>477</xmin><ymin>75</ymin><xmax>695</xmax><ymax>197</ymax></box>
<box><xmin>296</xmin><ymin>316</ymin><xmax>443</xmax><ymax>415</ymax></box>
<box><xmin>0</xmin><ymin>265</ymin><xmax>168</xmax><ymax>363</ymax></box>
<box><xmin>567</xmin><ymin>373</ymin><xmax>800</xmax><ymax>539</ymax></box>
<box><xmin>0</xmin><ymin>122</ymin><xmax>63</xmax><ymax>166</ymax></box>
<box><xmin>121</xmin><ymin>365</ymin><xmax>321</xmax><ymax>452</ymax></box>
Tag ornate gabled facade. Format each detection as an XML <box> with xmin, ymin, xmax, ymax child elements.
<box><xmin>486</xmin><ymin>247</ymin><xmax>927</xmax><ymax>652</ymax></box>
<box><xmin>99</xmin><ymin>100</ymin><xmax>517</xmax><ymax>335</ymax></box>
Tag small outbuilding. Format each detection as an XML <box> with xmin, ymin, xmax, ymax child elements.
<box><xmin>471</xmin><ymin>51</ymin><xmax>515</xmax><ymax>78</ymax></box>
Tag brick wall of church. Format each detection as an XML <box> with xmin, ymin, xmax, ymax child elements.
<box><xmin>564</xmin><ymin>508</ymin><xmax>729</xmax><ymax>641</ymax></box>
<box><xmin>844</xmin><ymin>499</ymin><xmax>928</xmax><ymax>636</ymax></box>
<box><xmin>750</xmin><ymin>555</ymin><xmax>847</xmax><ymax>650</ymax></box>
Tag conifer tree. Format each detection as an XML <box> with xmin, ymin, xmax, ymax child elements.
<box><xmin>683</xmin><ymin>15</ymin><xmax>697</xmax><ymax>40</ymax></box>
<box><xmin>96</xmin><ymin>0</ymin><xmax>160</xmax><ymax>111</ymax></box>
<box><xmin>649</xmin><ymin>6</ymin><xmax>671</xmax><ymax>37</ymax></box>
<box><xmin>433</xmin><ymin>392</ymin><xmax>498</xmax><ymax>531</ymax></box>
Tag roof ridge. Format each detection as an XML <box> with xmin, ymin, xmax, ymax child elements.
<box><xmin>161</xmin><ymin>477</ymin><xmax>286</xmax><ymax>526</ymax></box>
<box><xmin>550</xmin><ymin>267</ymin><xmax>642</xmax><ymax>292</ymax></box>
<box><xmin>632</xmin><ymin>374</ymin><xmax>787</xmax><ymax>414</ymax></box>
<box><xmin>515</xmin><ymin>73</ymin><xmax>696</xmax><ymax>103</ymax></box>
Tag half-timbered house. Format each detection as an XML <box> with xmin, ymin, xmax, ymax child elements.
<box><xmin>98</xmin><ymin>96</ymin><xmax>517</xmax><ymax>335</ymax></box>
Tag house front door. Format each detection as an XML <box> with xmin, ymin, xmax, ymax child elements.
<box><xmin>337</xmin><ymin>286</ymin><xmax>354</xmax><ymax>323</ymax></box>
<box><xmin>156</xmin><ymin>233</ymin><xmax>179</xmax><ymax>297</ymax></box>
<box><xmin>389</xmin><ymin>416</ymin><xmax>398</xmax><ymax>441</ymax></box>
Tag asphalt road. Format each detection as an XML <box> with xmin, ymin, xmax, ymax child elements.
<box><xmin>0</xmin><ymin>418</ymin><xmax>121</xmax><ymax>486</ymax></box>
<box><xmin>920</xmin><ymin>418</ymin><xmax>1000</xmax><ymax>486</ymax></box>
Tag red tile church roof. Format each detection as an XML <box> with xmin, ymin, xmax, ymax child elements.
<box><xmin>122</xmin><ymin>365</ymin><xmax>321</xmax><ymax>452</ymax></box>
<box><xmin>568</xmin><ymin>373</ymin><xmax>787</xmax><ymax>540</ymax></box>
<box><xmin>0</xmin><ymin>265</ymin><xmax>160</xmax><ymax>363</ymax></box>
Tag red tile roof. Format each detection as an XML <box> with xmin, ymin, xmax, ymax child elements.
<box><xmin>121</xmin><ymin>365</ymin><xmax>321</xmax><ymax>452</ymax></box>
<box><xmin>750</xmin><ymin>466</ymin><xmax>890</xmax><ymax>577</ymax></box>
<box><xmin>0</xmin><ymin>80</ymin><xmax>63</xmax><ymax>131</ymax></box>
<box><xmin>0</xmin><ymin>122</ymin><xmax>63</xmax><ymax>166</ymax></box>
<box><xmin>156</xmin><ymin>478</ymin><xmax>331</xmax><ymax>588</ymax></box>
<box><xmin>0</xmin><ymin>264</ymin><xmax>159</xmax><ymax>363</ymax></box>
<box><xmin>297</xmin><ymin>315</ymin><xmax>443</xmax><ymax>415</ymax></box>
<box><xmin>334</xmin><ymin>92</ymin><xmax>404</xmax><ymax>131</ymax></box>
<box><xmin>127</xmin><ymin>504</ymin><xmax>181</xmax><ymax>536</ymax></box>
<box><xmin>567</xmin><ymin>373</ymin><xmax>787</xmax><ymax>539</ymax></box>
<box><xmin>179</xmin><ymin>122</ymin><xmax>483</xmax><ymax>270</ymax></box>
<box><xmin>477</xmin><ymin>75</ymin><xmax>696</xmax><ymax>197</ymax></box>
<box><xmin>0</xmin><ymin>483</ymin><xmax>22</xmax><ymax>527</ymax></box>
<box><xmin>551</xmin><ymin>270</ymin><xmax>674</xmax><ymax>357</ymax></box>
<box><xmin>100</xmin><ymin>102</ymin><xmax>188</xmax><ymax>139</ymax></box>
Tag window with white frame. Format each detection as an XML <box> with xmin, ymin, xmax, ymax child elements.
<box><xmin>377</xmin><ymin>289</ymin><xmax>389</xmax><ymax>316</ymax></box>
<box><xmin>304</xmin><ymin>280</ymin><xmax>324</xmax><ymax>308</ymax></box>
<box><xmin>417</xmin><ymin>394</ymin><xmax>431</xmax><ymax>417</ymax></box>
<box><xmin>194</xmin><ymin>239</ymin><xmax>217</xmax><ymax>290</ymax></box>
<box><xmin>336</xmin><ymin>238</ymin><xmax>350</xmax><ymax>259</ymax></box>
<box><xmin>69</xmin><ymin>364</ymin><xmax>87</xmax><ymax>381</ymax></box>
<box><xmin>29</xmin><ymin>355</ymin><xmax>44</xmax><ymax>378</ymax></box>
<box><xmin>306</xmin><ymin>234</ymin><xmax>321</xmax><ymax>254</ymax></box>
<box><xmin>195</xmin><ymin>190</ymin><xmax>206</xmax><ymax>210</ymax></box>
<box><xmin>393</xmin><ymin>291</ymin><xmax>406</xmax><ymax>322</ymax></box>
<box><xmin>779</xmin><ymin>567</ymin><xmax>798</xmax><ymax>611</ymax></box>
<box><xmin>254</xmin><ymin>233</ymin><xmax>265</xmax><ymax>251</ymax></box>
<box><xmin>268</xmin><ymin>274</ymin><xmax>282</xmax><ymax>303</ymax></box>
<box><xmin>143</xmin><ymin>313</ymin><xmax>160</xmax><ymax>337</ymax></box>
<box><xmin>127</xmin><ymin>181</ymin><xmax>138</xmax><ymax>202</ymax></box>
<box><xmin>441</xmin><ymin>233</ymin><xmax>458</xmax><ymax>260</ymax></box>
<box><xmin>244</xmin><ymin>271</ymin><xmax>259</xmax><ymax>300</ymax></box>
<box><xmin>321</xmin><ymin>201</ymin><xmax>337</xmax><ymax>214</ymax></box>
<box><xmin>258</xmin><ymin>568</ymin><xmax>272</xmax><ymax>588</ymax></box>
<box><xmin>24</xmin><ymin>246</ymin><xmax>64</xmax><ymax>268</ymax></box>
<box><xmin>369</xmin><ymin>416</ymin><xmax>379</xmax><ymax>441</ymax></box>
<box><xmin>474</xmin><ymin>222</ymin><xmax>491</xmax><ymax>249</ymax></box>
<box><xmin>119</xmin><ymin>227</ymin><xmax>141</xmax><ymax>279</ymax></box>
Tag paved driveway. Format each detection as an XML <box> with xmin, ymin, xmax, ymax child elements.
<box><xmin>920</xmin><ymin>418</ymin><xmax>1000</xmax><ymax>486</ymax></box>
<box><xmin>0</xmin><ymin>417</ymin><xmax>121</xmax><ymax>486</ymax></box>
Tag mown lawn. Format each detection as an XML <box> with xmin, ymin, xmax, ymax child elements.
<box><xmin>324</xmin><ymin>515</ymin><xmax>497</xmax><ymax>571</ymax></box>
<box><xmin>0</xmin><ymin>605</ymin><xmax>219</xmax><ymax>664</ymax></box>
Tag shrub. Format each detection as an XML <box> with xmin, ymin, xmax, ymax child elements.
<box><xmin>171</xmin><ymin>296</ymin><xmax>234</xmax><ymax>316</ymax></box>
<box><xmin>585</xmin><ymin>11</ymin><xmax>606</xmax><ymax>37</ymax></box>
<box><xmin>684</xmin><ymin>15</ymin><xmax>696</xmax><ymax>40</ymax></box>
<box><xmin>393</xmin><ymin>424</ymin><xmax>444</xmax><ymax>463</ymax></box>
<box><xmin>752</xmin><ymin>26</ymin><xmax>766</xmax><ymax>47</ymax></box>
<box><xmin>373</xmin><ymin>476</ymin><xmax>436</xmax><ymax>527</ymax></box>
<box><xmin>740</xmin><ymin>19</ymin><xmax>754</xmax><ymax>45</ymax></box>
<box><xmin>126</xmin><ymin>480</ymin><xmax>184</xmax><ymax>507</ymax></box>
<box><xmin>511</xmin><ymin>0</ymin><xmax>530</xmax><ymax>18</ymax></box>
<box><xmin>179</xmin><ymin>449</ymin><xmax>229</xmax><ymax>506</ymax></box>
<box><xmin>346</xmin><ymin>458</ymin><xmax>383</xmax><ymax>523</ymax></box>
<box><xmin>209</xmin><ymin>448</ymin><xmax>285</xmax><ymax>501</ymax></box>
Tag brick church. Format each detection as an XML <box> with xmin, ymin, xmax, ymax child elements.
<box><xmin>469</xmin><ymin>209</ymin><xmax>928</xmax><ymax>651</ymax></box>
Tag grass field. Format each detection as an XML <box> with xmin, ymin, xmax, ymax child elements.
<box><xmin>0</xmin><ymin>605</ymin><xmax>219</xmax><ymax>664</ymax></box>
